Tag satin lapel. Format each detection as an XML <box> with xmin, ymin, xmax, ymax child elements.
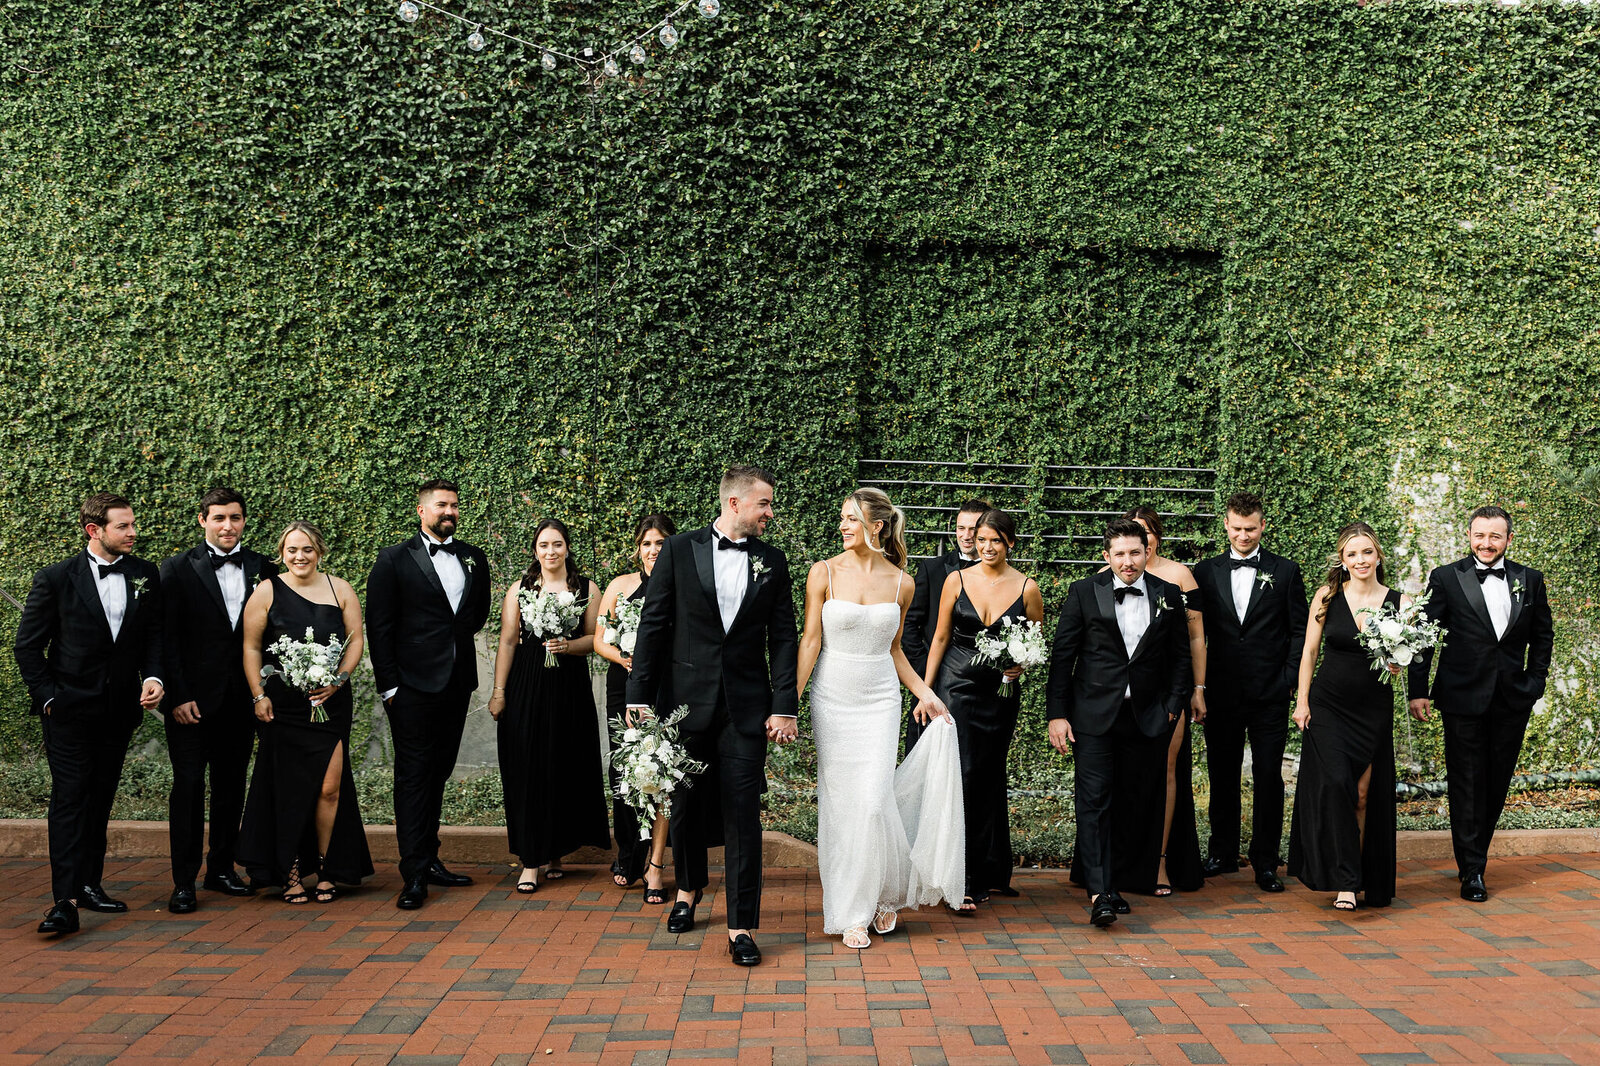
<box><xmin>1212</xmin><ymin>560</ymin><xmax>1238</xmax><ymax>628</ymax></box>
<box><xmin>191</xmin><ymin>548</ymin><xmax>230</xmax><ymax>624</ymax></box>
<box><xmin>692</xmin><ymin>529</ymin><xmax>719</xmax><ymax>622</ymax></box>
<box><xmin>116</xmin><ymin>567</ymin><xmax>142</xmax><ymax>647</ymax></box>
<box><xmin>1129</xmin><ymin>582</ymin><xmax>1167</xmax><ymax>661</ymax></box>
<box><xmin>1504</xmin><ymin>559</ymin><xmax>1525</xmax><ymax>636</ymax></box>
<box><xmin>1093</xmin><ymin>578</ymin><xmax>1124</xmax><ymax>655</ymax></box>
<box><xmin>729</xmin><ymin>546</ymin><xmax>766</xmax><ymax>631</ymax></box>
<box><xmin>1241</xmin><ymin>557</ymin><xmax>1270</xmax><ymax>622</ymax></box>
<box><xmin>457</xmin><ymin>546</ymin><xmax>477</xmax><ymax>616</ymax></box>
<box><xmin>239</xmin><ymin>553</ymin><xmax>265</xmax><ymax>632</ymax></box>
<box><xmin>408</xmin><ymin>535</ymin><xmax>447</xmax><ymax>601</ymax></box>
<box><xmin>70</xmin><ymin>555</ymin><xmax>113</xmax><ymax>643</ymax></box>
<box><xmin>1453</xmin><ymin>561</ymin><xmax>1494</xmax><ymax>635</ymax></box>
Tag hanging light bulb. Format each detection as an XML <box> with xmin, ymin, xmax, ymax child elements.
<box><xmin>540</xmin><ymin>50</ymin><xmax>557</xmax><ymax>71</ymax></box>
<box><xmin>697</xmin><ymin>0</ymin><xmax>720</xmax><ymax>18</ymax></box>
<box><xmin>603</xmin><ymin>56</ymin><xmax>620</xmax><ymax>77</ymax></box>
<box><xmin>629</xmin><ymin>43</ymin><xmax>647</xmax><ymax>64</ymax></box>
<box><xmin>659</xmin><ymin>20</ymin><xmax>679</xmax><ymax>48</ymax></box>
<box><xmin>467</xmin><ymin>26</ymin><xmax>486</xmax><ymax>51</ymax></box>
<box><xmin>398</xmin><ymin>0</ymin><xmax>419</xmax><ymax>22</ymax></box>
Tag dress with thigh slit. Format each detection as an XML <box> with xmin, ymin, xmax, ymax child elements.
<box><xmin>237</xmin><ymin>575</ymin><xmax>374</xmax><ymax>886</ymax></box>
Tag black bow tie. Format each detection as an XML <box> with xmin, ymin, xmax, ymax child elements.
<box><xmin>717</xmin><ymin>537</ymin><xmax>748</xmax><ymax>552</ymax></box>
<box><xmin>1476</xmin><ymin>567</ymin><xmax>1506</xmax><ymax>583</ymax></box>
<box><xmin>1114</xmin><ymin>585</ymin><xmax>1144</xmax><ymax>604</ymax></box>
<box><xmin>428</xmin><ymin>541</ymin><xmax>458</xmax><ymax>557</ymax></box>
<box><xmin>95</xmin><ymin>562</ymin><xmax>121</xmax><ymax>580</ymax></box>
<box><xmin>956</xmin><ymin>555</ymin><xmax>979</xmax><ymax>568</ymax></box>
<box><xmin>210</xmin><ymin>552</ymin><xmax>243</xmax><ymax>570</ymax></box>
<box><xmin>1231</xmin><ymin>556</ymin><xmax>1260</xmax><ymax>570</ymax></box>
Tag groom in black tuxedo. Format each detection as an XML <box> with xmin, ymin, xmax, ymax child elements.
<box><xmin>13</xmin><ymin>493</ymin><xmax>166</xmax><ymax>936</ymax></box>
<box><xmin>627</xmin><ymin>464</ymin><xmax>800</xmax><ymax>967</ymax></box>
<box><xmin>902</xmin><ymin>498</ymin><xmax>987</xmax><ymax>747</ymax></box>
<box><xmin>367</xmin><ymin>479</ymin><xmax>492</xmax><ymax>909</ymax></box>
<box><xmin>1407</xmin><ymin>505</ymin><xmax>1554</xmax><ymax>902</ymax></box>
<box><xmin>1192</xmin><ymin>492</ymin><xmax>1307</xmax><ymax>893</ymax></box>
<box><xmin>1046</xmin><ymin>518</ymin><xmax>1191</xmax><ymax>927</ymax></box>
<box><xmin>158</xmin><ymin>487</ymin><xmax>278</xmax><ymax>913</ymax></box>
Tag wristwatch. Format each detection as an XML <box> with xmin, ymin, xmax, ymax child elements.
<box><xmin>336</xmin><ymin>671</ymin><xmax>350</xmax><ymax>687</ymax></box>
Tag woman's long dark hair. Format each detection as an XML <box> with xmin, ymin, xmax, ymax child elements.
<box><xmin>632</xmin><ymin>513</ymin><xmax>677</xmax><ymax>562</ymax></box>
<box><xmin>522</xmin><ymin>517</ymin><xmax>586</xmax><ymax>598</ymax></box>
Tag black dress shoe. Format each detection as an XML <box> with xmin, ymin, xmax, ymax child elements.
<box><xmin>727</xmin><ymin>932</ymin><xmax>762</xmax><ymax>966</ymax></box>
<box><xmin>39</xmin><ymin>900</ymin><xmax>79</xmax><ymax>936</ymax></box>
<box><xmin>1201</xmin><ymin>856</ymin><xmax>1240</xmax><ymax>878</ymax></box>
<box><xmin>77</xmin><ymin>884</ymin><xmax>128</xmax><ymax>913</ymax></box>
<box><xmin>1106</xmin><ymin>891</ymin><xmax>1132</xmax><ymax>915</ymax></box>
<box><xmin>169</xmin><ymin>886</ymin><xmax>198</xmax><ymax>914</ymax></box>
<box><xmin>1461</xmin><ymin>873</ymin><xmax>1488</xmax><ymax>902</ymax></box>
<box><xmin>424</xmin><ymin>860</ymin><xmax>473</xmax><ymax>887</ymax></box>
<box><xmin>667</xmin><ymin>889</ymin><xmax>703</xmax><ymax>933</ymax></box>
<box><xmin>1090</xmin><ymin>895</ymin><xmax>1119</xmax><ymax>928</ymax></box>
<box><xmin>202</xmin><ymin>871</ymin><xmax>255</xmax><ymax>896</ymax></box>
<box><xmin>397</xmin><ymin>875</ymin><xmax>429</xmax><ymax>910</ymax></box>
<box><xmin>1256</xmin><ymin>870</ymin><xmax>1286</xmax><ymax>893</ymax></box>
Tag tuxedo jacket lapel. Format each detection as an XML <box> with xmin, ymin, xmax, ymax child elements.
<box><xmin>190</xmin><ymin>548</ymin><xmax>230</xmax><ymax>625</ymax></box>
<box><xmin>457</xmin><ymin>548</ymin><xmax>476</xmax><ymax>617</ymax></box>
<box><xmin>1092</xmin><ymin>576</ymin><xmax>1125</xmax><ymax>655</ymax></box>
<box><xmin>70</xmin><ymin>554</ymin><xmax>113</xmax><ymax>644</ymax></box>
<box><xmin>1211</xmin><ymin>562</ymin><xmax>1238</xmax><ymax>629</ymax></box>
<box><xmin>1453</xmin><ymin>560</ymin><xmax>1495</xmax><ymax>635</ymax></box>
<box><xmin>1504</xmin><ymin>559</ymin><xmax>1525</xmax><ymax>635</ymax></box>
<box><xmin>1241</xmin><ymin>557</ymin><xmax>1269</xmax><ymax>623</ymax></box>
<box><xmin>692</xmin><ymin>528</ymin><xmax>720</xmax><ymax>624</ymax></box>
<box><xmin>1129</xmin><ymin>582</ymin><xmax>1166</xmax><ymax>662</ymax></box>
<box><xmin>116</xmin><ymin>569</ymin><xmax>142</xmax><ymax>648</ymax></box>
<box><xmin>408</xmin><ymin>535</ymin><xmax>448</xmax><ymax>601</ymax></box>
<box><xmin>729</xmin><ymin>544</ymin><xmax>767</xmax><ymax>632</ymax></box>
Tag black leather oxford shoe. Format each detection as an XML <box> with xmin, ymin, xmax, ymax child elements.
<box><xmin>203</xmin><ymin>871</ymin><xmax>255</xmax><ymax>896</ymax></box>
<box><xmin>77</xmin><ymin>884</ymin><xmax>128</xmax><ymax>913</ymax></box>
<box><xmin>1256</xmin><ymin>870</ymin><xmax>1286</xmax><ymax>893</ymax></box>
<box><xmin>425</xmin><ymin>860</ymin><xmax>473</xmax><ymax>887</ymax></box>
<box><xmin>397</xmin><ymin>875</ymin><xmax>429</xmax><ymax>910</ymax></box>
<box><xmin>1460</xmin><ymin>872</ymin><xmax>1488</xmax><ymax>903</ymax></box>
<box><xmin>169</xmin><ymin>885</ymin><xmax>198</xmax><ymax>914</ymax></box>
<box><xmin>1090</xmin><ymin>895</ymin><xmax>1119</xmax><ymax>928</ymax></box>
<box><xmin>39</xmin><ymin>900</ymin><xmax>79</xmax><ymax>936</ymax></box>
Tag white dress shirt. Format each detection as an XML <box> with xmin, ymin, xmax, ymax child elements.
<box><xmin>208</xmin><ymin>544</ymin><xmax>248</xmax><ymax>628</ymax></box>
<box><xmin>1229</xmin><ymin>548</ymin><xmax>1261</xmax><ymax>625</ymax></box>
<box><xmin>88</xmin><ymin>546</ymin><xmax>130</xmax><ymax>640</ymax></box>
<box><xmin>1112</xmin><ymin>574</ymin><xmax>1150</xmax><ymax>698</ymax></box>
<box><xmin>1476</xmin><ymin>561</ymin><xmax>1512</xmax><ymax>640</ymax></box>
<box><xmin>710</xmin><ymin>520</ymin><xmax>750</xmax><ymax>632</ymax></box>
<box><xmin>423</xmin><ymin>532</ymin><xmax>467</xmax><ymax>613</ymax></box>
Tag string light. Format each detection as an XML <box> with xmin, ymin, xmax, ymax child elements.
<box><xmin>394</xmin><ymin>0</ymin><xmax>716</xmax><ymax>84</ymax></box>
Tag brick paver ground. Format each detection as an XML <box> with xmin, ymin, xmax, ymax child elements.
<box><xmin>2</xmin><ymin>854</ymin><xmax>1598</xmax><ymax>1065</ymax></box>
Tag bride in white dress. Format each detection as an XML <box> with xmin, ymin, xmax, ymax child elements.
<box><xmin>797</xmin><ymin>488</ymin><xmax>967</xmax><ymax>949</ymax></box>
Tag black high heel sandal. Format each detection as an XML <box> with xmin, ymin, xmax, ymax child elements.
<box><xmin>282</xmin><ymin>862</ymin><xmax>309</xmax><ymax>905</ymax></box>
<box><xmin>643</xmin><ymin>862</ymin><xmax>667</xmax><ymax>906</ymax></box>
<box><xmin>313</xmin><ymin>855</ymin><xmax>337</xmax><ymax>903</ymax></box>
<box><xmin>1154</xmin><ymin>853</ymin><xmax>1173</xmax><ymax>897</ymax></box>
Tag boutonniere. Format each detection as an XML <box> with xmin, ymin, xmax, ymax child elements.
<box><xmin>462</xmin><ymin>555</ymin><xmax>476</xmax><ymax>573</ymax></box>
<box><xmin>129</xmin><ymin>576</ymin><xmax>148</xmax><ymax>600</ymax></box>
<box><xmin>750</xmin><ymin>556</ymin><xmax>770</xmax><ymax>581</ymax></box>
<box><xmin>1154</xmin><ymin>593</ymin><xmax>1174</xmax><ymax>613</ymax></box>
<box><xmin>1511</xmin><ymin>578</ymin><xmax>1524</xmax><ymax>600</ymax></box>
<box><xmin>1256</xmin><ymin>570</ymin><xmax>1276</xmax><ymax>589</ymax></box>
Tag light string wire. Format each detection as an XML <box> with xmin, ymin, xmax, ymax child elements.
<box><xmin>396</xmin><ymin>0</ymin><xmax>717</xmax><ymax>75</ymax></box>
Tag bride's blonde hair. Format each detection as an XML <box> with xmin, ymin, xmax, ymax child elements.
<box><xmin>846</xmin><ymin>487</ymin><xmax>908</xmax><ymax>570</ymax></box>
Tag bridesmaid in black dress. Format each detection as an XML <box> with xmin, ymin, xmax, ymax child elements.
<box><xmin>1288</xmin><ymin>521</ymin><xmax>1402</xmax><ymax>910</ymax></box>
<box><xmin>238</xmin><ymin>521</ymin><xmax>374</xmax><ymax>903</ymax></box>
<box><xmin>923</xmin><ymin>509</ymin><xmax>1045</xmax><ymax>912</ymax></box>
<box><xmin>487</xmin><ymin>517</ymin><xmax>607</xmax><ymax>893</ymax></box>
<box><xmin>593</xmin><ymin>514</ymin><xmax>676</xmax><ymax>904</ymax></box>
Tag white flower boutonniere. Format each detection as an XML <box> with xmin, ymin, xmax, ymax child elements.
<box><xmin>1256</xmin><ymin>570</ymin><xmax>1276</xmax><ymax>589</ymax></box>
<box><xmin>462</xmin><ymin>555</ymin><xmax>476</xmax><ymax>572</ymax></box>
<box><xmin>1154</xmin><ymin>594</ymin><xmax>1173</xmax><ymax>613</ymax></box>
<box><xmin>1511</xmin><ymin>578</ymin><xmax>1525</xmax><ymax>600</ymax></box>
<box><xmin>750</xmin><ymin>556</ymin><xmax>770</xmax><ymax>581</ymax></box>
<box><xmin>129</xmin><ymin>576</ymin><xmax>148</xmax><ymax>600</ymax></box>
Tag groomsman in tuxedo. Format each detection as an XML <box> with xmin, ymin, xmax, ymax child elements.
<box><xmin>158</xmin><ymin>488</ymin><xmax>277</xmax><ymax>913</ymax></box>
<box><xmin>13</xmin><ymin>493</ymin><xmax>165</xmax><ymax>936</ymax></box>
<box><xmin>903</xmin><ymin>498</ymin><xmax>988</xmax><ymax>746</ymax></box>
<box><xmin>627</xmin><ymin>464</ymin><xmax>800</xmax><ymax>967</ymax></box>
<box><xmin>1407</xmin><ymin>505</ymin><xmax>1553</xmax><ymax>902</ymax></box>
<box><xmin>1192</xmin><ymin>492</ymin><xmax>1307</xmax><ymax>892</ymax></box>
<box><xmin>1046</xmin><ymin>518</ymin><xmax>1191</xmax><ymax>927</ymax></box>
<box><xmin>367</xmin><ymin>479</ymin><xmax>492</xmax><ymax>910</ymax></box>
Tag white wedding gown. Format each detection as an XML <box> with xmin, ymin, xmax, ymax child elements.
<box><xmin>811</xmin><ymin>596</ymin><xmax>966</xmax><ymax>934</ymax></box>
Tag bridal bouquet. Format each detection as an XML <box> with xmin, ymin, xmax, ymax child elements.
<box><xmin>602</xmin><ymin>597</ymin><xmax>645</xmax><ymax>658</ymax></box>
<box><xmin>260</xmin><ymin>626</ymin><xmax>345</xmax><ymax>723</ymax></box>
<box><xmin>610</xmin><ymin>705</ymin><xmax>706</xmax><ymax>838</ymax></box>
<box><xmin>1354</xmin><ymin>590</ymin><xmax>1447</xmax><ymax>686</ymax></box>
<box><xmin>519</xmin><ymin>584</ymin><xmax>585</xmax><ymax>667</ymax></box>
<box><xmin>970</xmin><ymin>616</ymin><xmax>1049</xmax><ymax>697</ymax></box>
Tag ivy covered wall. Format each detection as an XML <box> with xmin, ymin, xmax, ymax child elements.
<box><xmin>2</xmin><ymin>0</ymin><xmax>1596</xmax><ymax>775</ymax></box>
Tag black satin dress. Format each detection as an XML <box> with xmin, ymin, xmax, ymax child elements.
<box><xmin>497</xmin><ymin>586</ymin><xmax>611</xmax><ymax>868</ymax></box>
<box><xmin>237</xmin><ymin>575</ymin><xmax>374</xmax><ymax>887</ymax></box>
<box><xmin>605</xmin><ymin>575</ymin><xmax>650</xmax><ymax>883</ymax></box>
<box><xmin>1288</xmin><ymin>589</ymin><xmax>1400</xmax><ymax>906</ymax></box>
<box><xmin>933</xmin><ymin>577</ymin><xmax>1026</xmax><ymax>897</ymax></box>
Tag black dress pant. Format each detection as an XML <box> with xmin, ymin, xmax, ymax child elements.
<box><xmin>165</xmin><ymin>698</ymin><xmax>256</xmax><ymax>887</ymax></box>
<box><xmin>1442</xmin><ymin>704</ymin><xmax>1530</xmax><ymax>878</ymax></box>
<box><xmin>670</xmin><ymin>703</ymin><xmax>765</xmax><ymax>930</ymax></box>
<box><xmin>1072</xmin><ymin>701</ymin><xmax>1163</xmax><ymax>899</ymax></box>
<box><xmin>1204</xmin><ymin>696</ymin><xmax>1290</xmax><ymax>871</ymax></box>
<box><xmin>386</xmin><ymin>675</ymin><xmax>472</xmax><ymax>880</ymax></box>
<box><xmin>41</xmin><ymin>706</ymin><xmax>138</xmax><ymax>902</ymax></box>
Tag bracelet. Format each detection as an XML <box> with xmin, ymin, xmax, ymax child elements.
<box><xmin>1193</xmin><ymin>683</ymin><xmax>1206</xmax><ymax>691</ymax></box>
<box><xmin>336</xmin><ymin>671</ymin><xmax>350</xmax><ymax>686</ymax></box>
<box><xmin>251</xmin><ymin>692</ymin><xmax>268</xmax><ymax>704</ymax></box>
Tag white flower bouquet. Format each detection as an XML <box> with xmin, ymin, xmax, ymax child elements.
<box><xmin>1354</xmin><ymin>590</ymin><xmax>1447</xmax><ymax>686</ymax></box>
<box><xmin>610</xmin><ymin>705</ymin><xmax>707</xmax><ymax>838</ymax></box>
<box><xmin>518</xmin><ymin>584</ymin><xmax>586</xmax><ymax>667</ymax></box>
<box><xmin>970</xmin><ymin>616</ymin><xmax>1049</xmax><ymax>697</ymax></box>
<box><xmin>602</xmin><ymin>597</ymin><xmax>645</xmax><ymax>658</ymax></box>
<box><xmin>260</xmin><ymin>626</ymin><xmax>345</xmax><ymax>723</ymax></box>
